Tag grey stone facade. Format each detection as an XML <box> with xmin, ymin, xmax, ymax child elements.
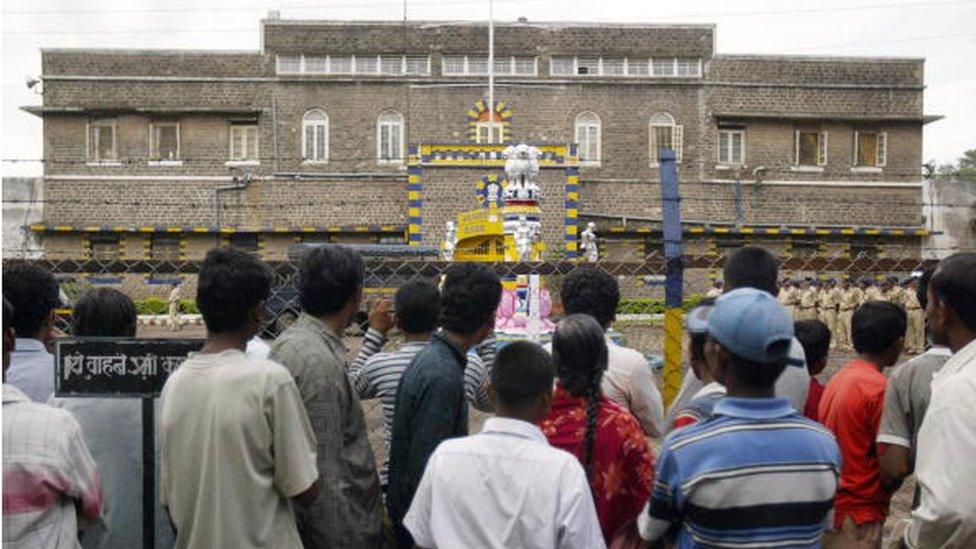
<box><xmin>25</xmin><ymin>18</ymin><xmax>937</xmax><ymax>261</ymax></box>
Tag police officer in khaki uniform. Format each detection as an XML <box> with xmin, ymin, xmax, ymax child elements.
<box><xmin>797</xmin><ymin>278</ymin><xmax>819</xmax><ymax>321</ymax></box>
<box><xmin>778</xmin><ymin>278</ymin><xmax>799</xmax><ymax>319</ymax></box>
<box><xmin>902</xmin><ymin>277</ymin><xmax>925</xmax><ymax>354</ymax></box>
<box><xmin>836</xmin><ymin>279</ymin><xmax>863</xmax><ymax>350</ymax></box>
<box><xmin>818</xmin><ymin>278</ymin><xmax>841</xmax><ymax>342</ymax></box>
<box><xmin>863</xmin><ymin>278</ymin><xmax>885</xmax><ymax>303</ymax></box>
<box><xmin>884</xmin><ymin>276</ymin><xmax>905</xmax><ymax>307</ymax></box>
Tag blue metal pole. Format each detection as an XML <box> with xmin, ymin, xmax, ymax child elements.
<box><xmin>658</xmin><ymin>149</ymin><xmax>683</xmax><ymax>406</ymax></box>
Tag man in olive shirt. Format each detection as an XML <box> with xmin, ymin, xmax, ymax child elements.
<box><xmin>387</xmin><ymin>263</ymin><xmax>502</xmax><ymax>548</ymax></box>
<box><xmin>271</xmin><ymin>245</ymin><xmax>384</xmax><ymax>548</ymax></box>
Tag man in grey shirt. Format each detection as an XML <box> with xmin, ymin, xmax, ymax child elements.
<box><xmin>877</xmin><ymin>268</ymin><xmax>949</xmax><ymax>504</ymax></box>
<box><xmin>668</xmin><ymin>247</ymin><xmax>810</xmax><ymax>421</ymax></box>
<box><xmin>271</xmin><ymin>245</ymin><xmax>383</xmax><ymax>548</ymax></box>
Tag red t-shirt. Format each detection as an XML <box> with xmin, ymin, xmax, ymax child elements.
<box><xmin>803</xmin><ymin>378</ymin><xmax>826</xmax><ymax>422</ymax></box>
<box><xmin>540</xmin><ymin>384</ymin><xmax>654</xmax><ymax>543</ymax></box>
<box><xmin>818</xmin><ymin>359</ymin><xmax>891</xmax><ymax>526</ymax></box>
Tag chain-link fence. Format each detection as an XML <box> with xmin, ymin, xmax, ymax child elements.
<box><xmin>3</xmin><ymin>245</ymin><xmax>941</xmax><ymax>333</ymax></box>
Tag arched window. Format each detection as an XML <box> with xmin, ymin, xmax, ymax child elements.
<box><xmin>649</xmin><ymin>112</ymin><xmax>683</xmax><ymax>165</ymax></box>
<box><xmin>302</xmin><ymin>109</ymin><xmax>328</xmax><ymax>162</ymax></box>
<box><xmin>575</xmin><ymin>112</ymin><xmax>601</xmax><ymax>165</ymax></box>
<box><xmin>377</xmin><ymin>110</ymin><xmax>405</xmax><ymax>163</ymax></box>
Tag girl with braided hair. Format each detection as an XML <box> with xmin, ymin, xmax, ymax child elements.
<box><xmin>540</xmin><ymin>314</ymin><xmax>655</xmax><ymax>545</ymax></box>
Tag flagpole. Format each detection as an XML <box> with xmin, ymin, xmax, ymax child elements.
<box><xmin>488</xmin><ymin>0</ymin><xmax>495</xmax><ymax>141</ymax></box>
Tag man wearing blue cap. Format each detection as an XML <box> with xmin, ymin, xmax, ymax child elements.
<box><xmin>640</xmin><ymin>288</ymin><xmax>842</xmax><ymax>548</ymax></box>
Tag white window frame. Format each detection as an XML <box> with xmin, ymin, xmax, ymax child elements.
<box><xmin>549</xmin><ymin>56</ymin><xmax>698</xmax><ymax>78</ymax></box>
<box><xmin>475</xmin><ymin>122</ymin><xmax>504</xmax><ymax>144</ymax></box>
<box><xmin>717</xmin><ymin>128</ymin><xmax>746</xmax><ymax>166</ymax></box>
<box><xmin>650</xmin><ymin>57</ymin><xmax>702</xmax><ymax>78</ymax></box>
<box><xmin>794</xmin><ymin>129</ymin><xmax>828</xmax><ymax>167</ymax></box>
<box><xmin>149</xmin><ymin>121</ymin><xmax>181</xmax><ymax>163</ymax></box>
<box><xmin>649</xmin><ymin>112</ymin><xmax>683</xmax><ymax>165</ymax></box>
<box><xmin>86</xmin><ymin>118</ymin><xmax>118</xmax><ymax>163</ymax></box>
<box><xmin>228</xmin><ymin>123</ymin><xmax>259</xmax><ymax>164</ymax></box>
<box><xmin>512</xmin><ymin>56</ymin><xmax>538</xmax><ymax>76</ymax></box>
<box><xmin>377</xmin><ymin>109</ymin><xmax>405</xmax><ymax>164</ymax></box>
<box><xmin>574</xmin><ymin>112</ymin><xmax>601</xmax><ymax>166</ymax></box>
<box><xmin>301</xmin><ymin>110</ymin><xmax>328</xmax><ymax>163</ymax></box>
<box><xmin>853</xmin><ymin>130</ymin><xmax>887</xmax><ymax>169</ymax></box>
<box><xmin>276</xmin><ymin>54</ymin><xmax>429</xmax><ymax>76</ymax></box>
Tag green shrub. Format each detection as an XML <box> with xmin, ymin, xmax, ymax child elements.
<box><xmin>616</xmin><ymin>294</ymin><xmax>703</xmax><ymax>315</ymax></box>
<box><xmin>135</xmin><ymin>297</ymin><xmax>168</xmax><ymax>315</ymax></box>
<box><xmin>180</xmin><ymin>299</ymin><xmax>199</xmax><ymax>314</ymax></box>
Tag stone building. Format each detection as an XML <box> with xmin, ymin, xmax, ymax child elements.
<box><xmin>25</xmin><ymin>15</ymin><xmax>940</xmax><ymax>275</ymax></box>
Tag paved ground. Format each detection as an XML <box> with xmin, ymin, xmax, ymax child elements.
<box><xmin>143</xmin><ymin>320</ymin><xmax>914</xmax><ymax>545</ymax></box>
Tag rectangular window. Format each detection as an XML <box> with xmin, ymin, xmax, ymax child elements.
<box><xmin>355</xmin><ymin>55</ymin><xmax>378</xmax><ymax>74</ymax></box>
<box><xmin>380</xmin><ymin>56</ymin><xmax>403</xmax><ymax>75</ymax></box>
<box><xmin>276</xmin><ymin>55</ymin><xmax>302</xmax><ymax>73</ymax></box>
<box><xmin>579</xmin><ymin>125</ymin><xmax>600</xmax><ymax>163</ymax></box>
<box><xmin>328</xmin><ymin>56</ymin><xmax>352</xmax><ymax>74</ymax></box>
<box><xmin>513</xmin><ymin>57</ymin><xmax>536</xmax><ymax>75</ymax></box>
<box><xmin>304</xmin><ymin>56</ymin><xmax>328</xmax><ymax>73</ymax></box>
<box><xmin>718</xmin><ymin>128</ymin><xmax>745</xmax><ymax>165</ymax></box>
<box><xmin>442</xmin><ymin>55</ymin><xmax>466</xmax><ymax>75</ymax></box>
<box><xmin>229</xmin><ymin>123</ymin><xmax>258</xmax><ymax>161</ymax></box>
<box><xmin>379</xmin><ymin>123</ymin><xmax>402</xmax><ymax>161</ymax></box>
<box><xmin>476</xmin><ymin>123</ymin><xmax>503</xmax><ymax>144</ymax></box>
<box><xmin>855</xmin><ymin>130</ymin><xmax>887</xmax><ymax>167</ymax></box>
<box><xmin>404</xmin><ymin>56</ymin><xmax>429</xmax><ymax>75</ymax></box>
<box><xmin>467</xmin><ymin>56</ymin><xmax>488</xmax><ymax>75</ymax></box>
<box><xmin>89</xmin><ymin>234</ymin><xmax>121</xmax><ymax>260</ymax></box>
<box><xmin>652</xmin><ymin>58</ymin><xmax>675</xmax><ymax>76</ymax></box>
<box><xmin>795</xmin><ymin>130</ymin><xmax>827</xmax><ymax>166</ymax></box>
<box><xmin>676</xmin><ymin>58</ymin><xmax>701</xmax><ymax>76</ymax></box>
<box><xmin>602</xmin><ymin>58</ymin><xmax>626</xmax><ymax>76</ymax></box>
<box><xmin>150</xmin><ymin>121</ymin><xmax>180</xmax><ymax>161</ymax></box>
<box><xmin>493</xmin><ymin>57</ymin><xmax>513</xmax><ymax>75</ymax></box>
<box><xmin>150</xmin><ymin>234</ymin><xmax>181</xmax><ymax>260</ymax></box>
<box><xmin>627</xmin><ymin>59</ymin><xmax>650</xmax><ymax>76</ymax></box>
<box><xmin>88</xmin><ymin>118</ymin><xmax>117</xmax><ymax>162</ymax></box>
<box><xmin>649</xmin><ymin>124</ymin><xmax>684</xmax><ymax>164</ymax></box>
<box><xmin>551</xmin><ymin>56</ymin><xmax>575</xmax><ymax>76</ymax></box>
<box><xmin>576</xmin><ymin>58</ymin><xmax>599</xmax><ymax>75</ymax></box>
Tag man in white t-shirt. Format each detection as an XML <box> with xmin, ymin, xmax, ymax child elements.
<box><xmin>405</xmin><ymin>341</ymin><xmax>604</xmax><ymax>549</ymax></box>
<box><xmin>553</xmin><ymin>268</ymin><xmax>665</xmax><ymax>437</ymax></box>
<box><xmin>159</xmin><ymin>248</ymin><xmax>319</xmax><ymax>549</ymax></box>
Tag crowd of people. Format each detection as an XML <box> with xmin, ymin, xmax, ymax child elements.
<box><xmin>2</xmin><ymin>245</ymin><xmax>975</xmax><ymax>549</ymax></box>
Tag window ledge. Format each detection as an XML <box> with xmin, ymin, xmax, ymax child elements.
<box><xmin>579</xmin><ymin>161</ymin><xmax>602</xmax><ymax>168</ymax></box>
<box><xmin>225</xmin><ymin>160</ymin><xmax>260</xmax><ymax>167</ymax></box>
<box><xmin>300</xmin><ymin>160</ymin><xmax>329</xmax><ymax>165</ymax></box>
<box><xmin>148</xmin><ymin>160</ymin><xmax>183</xmax><ymax>167</ymax></box>
<box><xmin>851</xmin><ymin>166</ymin><xmax>883</xmax><ymax>174</ymax></box>
<box><xmin>377</xmin><ymin>159</ymin><xmax>405</xmax><ymax>166</ymax></box>
<box><xmin>790</xmin><ymin>165</ymin><xmax>824</xmax><ymax>173</ymax></box>
<box><xmin>715</xmin><ymin>164</ymin><xmax>745</xmax><ymax>171</ymax></box>
<box><xmin>86</xmin><ymin>161</ymin><xmax>124</xmax><ymax>167</ymax></box>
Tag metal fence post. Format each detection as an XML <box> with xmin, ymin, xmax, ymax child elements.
<box><xmin>658</xmin><ymin>149</ymin><xmax>683</xmax><ymax>407</ymax></box>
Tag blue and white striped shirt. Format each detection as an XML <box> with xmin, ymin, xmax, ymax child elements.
<box><xmin>347</xmin><ymin>329</ymin><xmax>495</xmax><ymax>484</ymax></box>
<box><xmin>640</xmin><ymin>397</ymin><xmax>842</xmax><ymax>548</ymax></box>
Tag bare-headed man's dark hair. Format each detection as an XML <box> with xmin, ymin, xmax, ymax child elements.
<box><xmin>299</xmin><ymin>245</ymin><xmax>365</xmax><ymax>317</ymax></box>
<box><xmin>723</xmin><ymin>246</ymin><xmax>779</xmax><ymax>295</ymax></box>
<box><xmin>929</xmin><ymin>253</ymin><xmax>976</xmax><ymax>332</ymax></box>
<box><xmin>395</xmin><ymin>279</ymin><xmax>440</xmax><ymax>334</ymax></box>
<box><xmin>197</xmin><ymin>247</ymin><xmax>272</xmax><ymax>334</ymax></box>
<box><xmin>73</xmin><ymin>288</ymin><xmax>137</xmax><ymax>337</ymax></box>
<box><xmin>491</xmin><ymin>341</ymin><xmax>554</xmax><ymax>412</ymax></box>
<box><xmin>439</xmin><ymin>263</ymin><xmax>502</xmax><ymax>335</ymax></box>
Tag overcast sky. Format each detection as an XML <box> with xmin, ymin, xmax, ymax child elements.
<box><xmin>2</xmin><ymin>0</ymin><xmax>974</xmax><ymax>176</ymax></box>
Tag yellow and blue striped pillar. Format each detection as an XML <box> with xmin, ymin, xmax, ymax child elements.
<box><xmin>659</xmin><ymin>149</ymin><xmax>684</xmax><ymax>407</ymax></box>
<box><xmin>407</xmin><ymin>146</ymin><xmax>423</xmax><ymax>246</ymax></box>
<box><xmin>564</xmin><ymin>145</ymin><xmax>580</xmax><ymax>259</ymax></box>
